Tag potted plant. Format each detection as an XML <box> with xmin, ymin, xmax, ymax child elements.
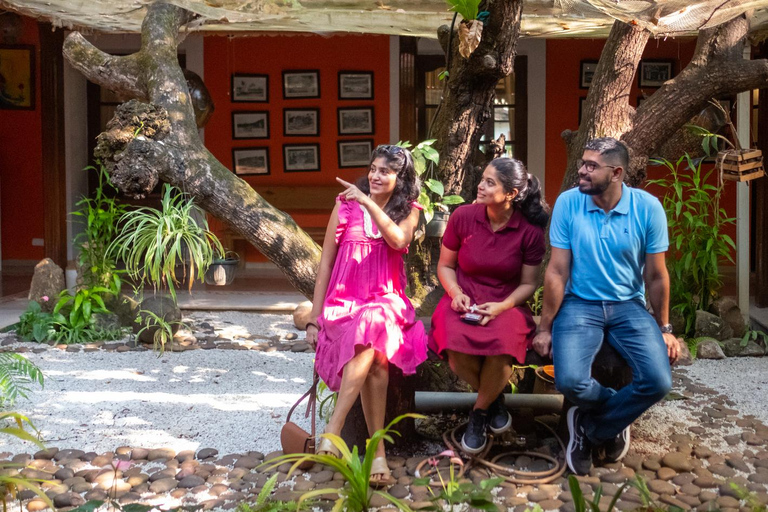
<box><xmin>400</xmin><ymin>139</ymin><xmax>464</xmax><ymax>237</ymax></box>
<box><xmin>688</xmin><ymin>100</ymin><xmax>765</xmax><ymax>182</ymax></box>
<box><xmin>205</xmin><ymin>250</ymin><xmax>240</xmax><ymax>286</ymax></box>
<box><xmin>109</xmin><ymin>183</ymin><xmax>224</xmax><ymax>351</ymax></box>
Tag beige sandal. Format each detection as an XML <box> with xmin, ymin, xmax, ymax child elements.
<box><xmin>317</xmin><ymin>437</ymin><xmax>341</xmax><ymax>458</ymax></box>
<box><xmin>369</xmin><ymin>456</ymin><xmax>396</xmax><ymax>488</ymax></box>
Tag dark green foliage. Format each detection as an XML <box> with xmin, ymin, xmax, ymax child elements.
<box><xmin>647</xmin><ymin>155</ymin><xmax>735</xmax><ymax>336</ymax></box>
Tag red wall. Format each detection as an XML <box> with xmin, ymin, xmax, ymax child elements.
<box><xmin>0</xmin><ymin>17</ymin><xmax>44</xmax><ymax>262</ymax></box>
<box><xmin>203</xmin><ymin>34</ymin><xmax>390</xmax><ymax>262</ymax></box>
<box><xmin>545</xmin><ymin>38</ymin><xmax>737</xmax><ymax>253</ymax></box>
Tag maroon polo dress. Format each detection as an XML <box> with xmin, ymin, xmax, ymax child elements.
<box><xmin>429</xmin><ymin>203</ymin><xmax>546</xmax><ymax>363</ymax></box>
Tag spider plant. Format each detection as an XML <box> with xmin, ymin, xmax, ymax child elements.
<box><xmin>108</xmin><ymin>184</ymin><xmax>224</xmax><ymax>302</ymax></box>
<box><xmin>260</xmin><ymin>413</ymin><xmax>422</xmax><ymax>512</ymax></box>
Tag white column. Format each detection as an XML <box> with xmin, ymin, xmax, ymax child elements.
<box><xmin>735</xmin><ymin>46</ymin><xmax>751</xmax><ymax>318</ymax></box>
<box><xmin>389</xmin><ymin>35</ymin><xmax>400</xmax><ymax>144</ymax></box>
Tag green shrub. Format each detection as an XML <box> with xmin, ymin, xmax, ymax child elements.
<box><xmin>16</xmin><ymin>301</ymin><xmax>55</xmax><ymax>343</ymax></box>
<box><xmin>260</xmin><ymin>414</ymin><xmax>421</xmax><ymax>512</ymax></box>
<box><xmin>647</xmin><ymin>155</ymin><xmax>735</xmax><ymax>336</ymax></box>
<box><xmin>73</xmin><ymin>164</ymin><xmax>129</xmax><ymax>291</ymax></box>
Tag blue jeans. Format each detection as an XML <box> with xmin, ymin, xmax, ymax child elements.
<box><xmin>552</xmin><ymin>295</ymin><xmax>672</xmax><ymax>444</ymax></box>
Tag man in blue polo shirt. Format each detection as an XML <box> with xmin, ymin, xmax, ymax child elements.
<box><xmin>532</xmin><ymin>137</ymin><xmax>680</xmax><ymax>475</ymax></box>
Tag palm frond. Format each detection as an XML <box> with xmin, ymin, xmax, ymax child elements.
<box><xmin>0</xmin><ymin>354</ymin><xmax>44</xmax><ymax>407</ymax></box>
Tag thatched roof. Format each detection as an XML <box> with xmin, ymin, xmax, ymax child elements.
<box><xmin>2</xmin><ymin>0</ymin><xmax>768</xmax><ymax>39</ymax></box>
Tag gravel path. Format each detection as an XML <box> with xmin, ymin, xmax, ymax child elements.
<box><xmin>0</xmin><ymin>313</ymin><xmax>317</xmax><ymax>456</ymax></box>
<box><xmin>1</xmin><ymin>312</ymin><xmax>768</xmax><ymax>511</ymax></box>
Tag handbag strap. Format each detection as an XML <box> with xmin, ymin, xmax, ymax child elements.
<box><xmin>285</xmin><ymin>370</ymin><xmax>319</xmax><ymax>437</ymax></box>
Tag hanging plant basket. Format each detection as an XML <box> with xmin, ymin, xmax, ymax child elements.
<box><xmin>426</xmin><ymin>211</ymin><xmax>450</xmax><ymax>238</ymax></box>
<box><xmin>204</xmin><ymin>252</ymin><xmax>240</xmax><ymax>286</ymax></box>
<box><xmin>717</xmin><ymin>148</ymin><xmax>765</xmax><ymax>182</ymax></box>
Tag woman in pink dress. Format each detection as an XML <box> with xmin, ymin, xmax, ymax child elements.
<box><xmin>305</xmin><ymin>145</ymin><xmax>427</xmax><ymax>486</ymax></box>
<box><xmin>429</xmin><ymin>157</ymin><xmax>549</xmax><ymax>454</ymax></box>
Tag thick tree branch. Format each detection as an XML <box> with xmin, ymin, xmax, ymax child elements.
<box><xmin>626</xmin><ymin>58</ymin><xmax>768</xmax><ymax>157</ymax></box>
<box><xmin>64</xmin><ymin>3</ymin><xmax>322</xmax><ymax>298</ymax></box>
<box><xmin>563</xmin><ymin>14</ymin><xmax>768</xmax><ymax>189</ymax></box>
<box><xmin>432</xmin><ymin>1</ymin><xmax>524</xmax><ymax>195</ymax></box>
<box><xmin>63</xmin><ymin>33</ymin><xmax>146</xmax><ymax>101</ymax></box>
<box><xmin>408</xmin><ymin>1</ymin><xmax>524</xmax><ymax>309</ymax></box>
<box><xmin>561</xmin><ymin>21</ymin><xmax>649</xmax><ymax>190</ymax></box>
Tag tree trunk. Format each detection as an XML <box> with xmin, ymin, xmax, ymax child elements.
<box><xmin>409</xmin><ymin>1</ymin><xmax>525</xmax><ymax>307</ymax></box>
<box><xmin>563</xmin><ymin>15</ymin><xmax>768</xmax><ymax>189</ymax></box>
<box><xmin>63</xmin><ymin>3</ymin><xmax>320</xmax><ymax>299</ymax></box>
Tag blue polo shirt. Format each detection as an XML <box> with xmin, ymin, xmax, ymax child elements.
<box><xmin>549</xmin><ymin>183</ymin><xmax>668</xmax><ymax>303</ymax></box>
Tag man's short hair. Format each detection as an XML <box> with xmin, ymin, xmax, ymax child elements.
<box><xmin>584</xmin><ymin>137</ymin><xmax>629</xmax><ymax>168</ymax></box>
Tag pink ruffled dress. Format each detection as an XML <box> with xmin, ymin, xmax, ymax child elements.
<box><xmin>315</xmin><ymin>198</ymin><xmax>428</xmax><ymax>392</ymax></box>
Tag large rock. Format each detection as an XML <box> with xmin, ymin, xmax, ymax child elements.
<box><xmin>708</xmin><ymin>297</ymin><xmax>747</xmax><ymax>339</ymax></box>
<box><xmin>133</xmin><ymin>295</ymin><xmax>181</xmax><ymax>344</ymax></box>
<box><xmin>670</xmin><ymin>309</ymin><xmax>686</xmax><ymax>338</ymax></box>
<box><xmin>107</xmin><ymin>293</ymin><xmax>139</xmax><ymax>327</ymax></box>
<box><xmin>29</xmin><ymin>258</ymin><xmax>66</xmax><ymax>312</ymax></box>
<box><xmin>721</xmin><ymin>338</ymin><xmax>765</xmax><ymax>357</ymax></box>
<box><xmin>93</xmin><ymin>312</ymin><xmax>122</xmax><ymax>332</ymax></box>
<box><xmin>694</xmin><ymin>310</ymin><xmax>732</xmax><ymax>341</ymax></box>
<box><xmin>675</xmin><ymin>337</ymin><xmax>693</xmax><ymax>366</ymax></box>
<box><xmin>696</xmin><ymin>338</ymin><xmax>726</xmax><ymax>359</ymax></box>
<box><xmin>293</xmin><ymin>301</ymin><xmax>313</xmax><ymax>330</ymax></box>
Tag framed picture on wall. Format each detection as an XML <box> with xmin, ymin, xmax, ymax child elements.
<box><xmin>284</xmin><ymin>108</ymin><xmax>320</xmax><ymax>136</ymax></box>
<box><xmin>232</xmin><ymin>111</ymin><xmax>269</xmax><ymax>139</ymax></box>
<box><xmin>338</xmin><ymin>71</ymin><xmax>374</xmax><ymax>100</ymax></box>
<box><xmin>231</xmin><ymin>74</ymin><xmax>268</xmax><ymax>103</ymax></box>
<box><xmin>232</xmin><ymin>147</ymin><xmax>270</xmax><ymax>175</ymax></box>
<box><xmin>284</xmin><ymin>143</ymin><xmax>321</xmax><ymax>172</ymax></box>
<box><xmin>338</xmin><ymin>139</ymin><xmax>374</xmax><ymax>168</ymax></box>
<box><xmin>338</xmin><ymin>107</ymin><xmax>374</xmax><ymax>135</ymax></box>
<box><xmin>639</xmin><ymin>60</ymin><xmax>673</xmax><ymax>87</ymax></box>
<box><xmin>0</xmin><ymin>45</ymin><xmax>35</xmax><ymax>110</ymax></box>
<box><xmin>282</xmin><ymin>70</ymin><xmax>320</xmax><ymax>99</ymax></box>
<box><xmin>578</xmin><ymin>97</ymin><xmax>587</xmax><ymax>125</ymax></box>
<box><xmin>579</xmin><ymin>60</ymin><xmax>598</xmax><ymax>89</ymax></box>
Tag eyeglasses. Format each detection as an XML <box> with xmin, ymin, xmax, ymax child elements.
<box><xmin>577</xmin><ymin>159</ymin><xmax>618</xmax><ymax>173</ymax></box>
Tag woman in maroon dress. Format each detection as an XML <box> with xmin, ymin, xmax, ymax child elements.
<box><xmin>429</xmin><ymin>157</ymin><xmax>549</xmax><ymax>454</ymax></box>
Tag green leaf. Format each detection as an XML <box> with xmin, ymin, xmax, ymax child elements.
<box><xmin>69</xmin><ymin>501</ymin><xmax>108</xmax><ymax>512</ymax></box>
<box><xmin>425</xmin><ymin>179</ymin><xmax>445</xmax><ymax>197</ymax></box>
<box><xmin>446</xmin><ymin>0</ymin><xmax>481</xmax><ymax>20</ymax></box>
<box><xmin>568</xmin><ymin>475</ymin><xmax>586</xmax><ymax>512</ymax></box>
<box><xmin>441</xmin><ymin>194</ymin><xmax>465</xmax><ymax>205</ymax></box>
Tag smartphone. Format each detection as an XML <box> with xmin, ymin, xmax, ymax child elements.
<box><xmin>461</xmin><ymin>312</ymin><xmax>483</xmax><ymax>324</ymax></box>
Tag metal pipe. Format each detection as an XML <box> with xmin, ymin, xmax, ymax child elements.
<box><xmin>414</xmin><ymin>392</ymin><xmax>564</xmax><ymax>413</ymax></box>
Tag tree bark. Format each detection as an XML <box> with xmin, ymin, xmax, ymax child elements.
<box><xmin>63</xmin><ymin>3</ymin><xmax>320</xmax><ymax>299</ymax></box>
<box><xmin>409</xmin><ymin>1</ymin><xmax>525</xmax><ymax>308</ymax></box>
<box><xmin>563</xmin><ymin>14</ymin><xmax>768</xmax><ymax>189</ymax></box>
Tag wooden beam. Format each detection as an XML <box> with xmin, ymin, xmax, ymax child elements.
<box><xmin>39</xmin><ymin>23</ymin><xmax>67</xmax><ymax>268</ymax></box>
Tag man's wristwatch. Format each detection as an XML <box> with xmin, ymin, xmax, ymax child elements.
<box><xmin>659</xmin><ymin>323</ymin><xmax>674</xmax><ymax>335</ymax></box>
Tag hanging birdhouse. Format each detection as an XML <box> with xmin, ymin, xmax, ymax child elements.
<box><xmin>716</xmin><ymin>148</ymin><xmax>765</xmax><ymax>182</ymax></box>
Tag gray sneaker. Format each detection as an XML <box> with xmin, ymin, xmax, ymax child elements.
<box><xmin>603</xmin><ymin>426</ymin><xmax>630</xmax><ymax>462</ymax></box>
<box><xmin>566</xmin><ymin>406</ymin><xmax>593</xmax><ymax>475</ymax></box>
